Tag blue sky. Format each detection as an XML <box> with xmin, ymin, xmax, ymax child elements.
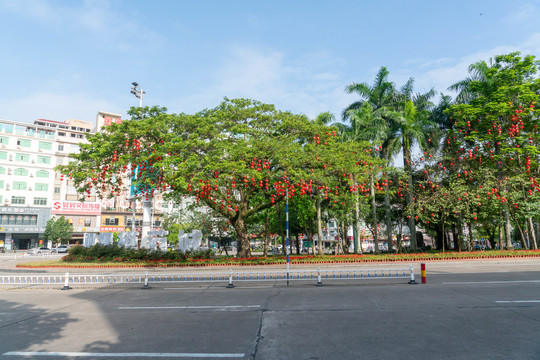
<box><xmin>1</xmin><ymin>0</ymin><xmax>539</xmax><ymax>126</ymax></box>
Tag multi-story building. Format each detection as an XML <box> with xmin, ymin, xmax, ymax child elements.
<box><xmin>0</xmin><ymin>111</ymin><xmax>177</xmax><ymax>250</ymax></box>
<box><xmin>0</xmin><ymin>116</ymin><xmax>103</xmax><ymax>250</ymax></box>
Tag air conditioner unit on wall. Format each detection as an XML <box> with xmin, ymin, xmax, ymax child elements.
<box><xmin>28</xmin><ymin>187</ymin><xmax>32</xmax><ymax>191</ymax></box>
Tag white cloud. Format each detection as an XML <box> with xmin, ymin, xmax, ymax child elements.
<box><xmin>170</xmin><ymin>46</ymin><xmax>349</xmax><ymax>119</ymax></box>
<box><xmin>407</xmin><ymin>33</ymin><xmax>540</xmax><ymax>99</ymax></box>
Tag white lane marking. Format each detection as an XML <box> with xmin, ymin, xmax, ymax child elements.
<box><xmin>3</xmin><ymin>351</ymin><xmax>244</xmax><ymax>358</ymax></box>
<box><xmin>496</xmin><ymin>300</ymin><xmax>540</xmax><ymax>303</ymax></box>
<box><xmin>444</xmin><ymin>280</ymin><xmax>540</xmax><ymax>285</ymax></box>
<box><xmin>118</xmin><ymin>305</ymin><xmax>260</xmax><ymax>310</ymax></box>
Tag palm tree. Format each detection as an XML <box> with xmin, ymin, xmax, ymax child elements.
<box><xmin>343</xmin><ymin>66</ymin><xmax>395</xmax><ymax>117</ymax></box>
<box><xmin>341</xmin><ymin>104</ymin><xmax>390</xmax><ymax>253</ymax></box>
<box><xmin>388</xmin><ymin>99</ymin><xmax>439</xmax><ymax>250</ymax></box>
<box><xmin>448</xmin><ymin>59</ymin><xmax>493</xmax><ymax>104</ymax></box>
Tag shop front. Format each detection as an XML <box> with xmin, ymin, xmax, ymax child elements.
<box><xmin>0</xmin><ymin>206</ymin><xmax>50</xmax><ymax>250</ymax></box>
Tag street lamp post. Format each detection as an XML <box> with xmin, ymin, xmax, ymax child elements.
<box><xmin>130</xmin><ymin>82</ymin><xmax>152</xmax><ymax>248</ymax></box>
<box><xmin>286</xmin><ymin>184</ymin><xmax>290</xmax><ymax>286</ymax></box>
<box><xmin>130</xmin><ymin>82</ymin><xmax>145</xmax><ymax>108</ymax></box>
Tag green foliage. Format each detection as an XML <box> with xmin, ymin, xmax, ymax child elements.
<box><xmin>62</xmin><ymin>244</ymin><xmax>213</xmax><ymax>263</ymax></box>
<box><xmin>43</xmin><ymin>216</ymin><xmax>74</xmax><ymax>244</ymax></box>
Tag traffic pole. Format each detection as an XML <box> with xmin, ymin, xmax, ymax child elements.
<box><xmin>141</xmin><ymin>271</ymin><xmax>151</xmax><ymax>289</ymax></box>
<box><xmin>61</xmin><ymin>272</ymin><xmax>71</xmax><ymax>290</ymax></box>
<box><xmin>421</xmin><ymin>263</ymin><xmax>427</xmax><ymax>284</ymax></box>
<box><xmin>408</xmin><ymin>265</ymin><xmax>417</xmax><ymax>284</ymax></box>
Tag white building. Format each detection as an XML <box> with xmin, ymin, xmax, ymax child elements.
<box><xmin>0</xmin><ymin>117</ymin><xmax>100</xmax><ymax>249</ymax></box>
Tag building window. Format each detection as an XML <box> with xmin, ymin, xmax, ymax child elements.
<box><xmin>0</xmin><ymin>136</ymin><xmax>8</xmax><ymax>145</ymax></box>
<box><xmin>17</xmin><ymin>139</ymin><xmax>31</xmax><ymax>147</ymax></box>
<box><xmin>15</xmin><ymin>153</ymin><xmax>30</xmax><ymax>162</ymax></box>
<box><xmin>0</xmin><ymin>167</ymin><xmax>5</xmax><ymax>175</ymax></box>
<box><xmin>84</xmin><ymin>219</ymin><xmax>91</xmax><ymax>226</ymax></box>
<box><xmin>0</xmin><ymin>214</ymin><xmax>37</xmax><ymax>225</ymax></box>
<box><xmin>35</xmin><ymin>183</ymin><xmax>48</xmax><ymax>191</ymax></box>
<box><xmin>14</xmin><ymin>168</ymin><xmax>28</xmax><ymax>176</ymax></box>
<box><xmin>34</xmin><ymin>197</ymin><xmax>47</xmax><ymax>205</ymax></box>
<box><xmin>105</xmin><ymin>218</ymin><xmax>119</xmax><ymax>226</ymax></box>
<box><xmin>58</xmin><ymin>132</ymin><xmax>66</xmax><ymax>137</ymax></box>
<box><xmin>70</xmin><ymin>133</ymin><xmax>77</xmax><ymax>138</ymax></box>
<box><xmin>37</xmin><ymin>156</ymin><xmax>51</xmax><ymax>164</ymax></box>
<box><xmin>11</xmin><ymin>196</ymin><xmax>25</xmax><ymax>205</ymax></box>
<box><xmin>58</xmin><ymin>144</ymin><xmax>64</xmax><ymax>151</ymax></box>
<box><xmin>13</xmin><ymin>181</ymin><xmax>27</xmax><ymax>190</ymax></box>
<box><xmin>0</xmin><ymin>151</ymin><xmax>7</xmax><ymax>160</ymax></box>
<box><xmin>0</xmin><ymin>180</ymin><xmax>3</xmax><ymax>189</ymax></box>
<box><xmin>54</xmin><ymin>186</ymin><xmax>61</xmax><ymax>194</ymax></box>
<box><xmin>38</xmin><ymin>141</ymin><xmax>52</xmax><ymax>150</ymax></box>
<box><xmin>36</xmin><ymin>170</ymin><xmax>49</xmax><ymax>178</ymax></box>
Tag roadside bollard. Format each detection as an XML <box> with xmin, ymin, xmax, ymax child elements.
<box><xmin>316</xmin><ymin>267</ymin><xmax>324</xmax><ymax>286</ymax></box>
<box><xmin>421</xmin><ymin>263</ymin><xmax>427</xmax><ymax>284</ymax></box>
<box><xmin>141</xmin><ymin>271</ymin><xmax>151</xmax><ymax>289</ymax></box>
<box><xmin>227</xmin><ymin>269</ymin><xmax>235</xmax><ymax>288</ymax></box>
<box><xmin>61</xmin><ymin>272</ymin><xmax>72</xmax><ymax>290</ymax></box>
<box><xmin>408</xmin><ymin>265</ymin><xmax>417</xmax><ymax>284</ymax></box>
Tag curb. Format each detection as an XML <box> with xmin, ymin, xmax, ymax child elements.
<box><xmin>15</xmin><ymin>253</ymin><xmax>540</xmax><ymax>269</ymax></box>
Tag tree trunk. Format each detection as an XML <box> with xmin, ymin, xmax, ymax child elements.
<box><xmin>458</xmin><ymin>213</ymin><xmax>464</xmax><ymax>252</ymax></box>
<box><xmin>353</xmin><ymin>175</ymin><xmax>362</xmax><ymax>254</ymax></box>
<box><xmin>316</xmin><ymin>195</ymin><xmax>324</xmax><ymax>256</ymax></box>
<box><xmin>529</xmin><ymin>218</ymin><xmax>538</xmax><ymax>250</ymax></box>
<box><xmin>452</xmin><ymin>223</ymin><xmax>459</xmax><ymax>251</ymax></box>
<box><xmin>509</xmin><ymin>211</ymin><xmax>528</xmax><ymax>249</ymax></box>
<box><xmin>467</xmin><ymin>222</ymin><xmax>474</xmax><ymax>250</ymax></box>
<box><xmin>498</xmin><ymin>219</ymin><xmax>503</xmax><ymax>250</ymax></box>
<box><xmin>403</xmin><ymin>142</ymin><xmax>417</xmax><ymax>251</ymax></box>
<box><xmin>233</xmin><ymin>218</ymin><xmax>251</xmax><ymax>258</ymax></box>
<box><xmin>263</xmin><ymin>212</ymin><xmax>269</xmax><ymax>257</ymax></box>
<box><xmin>504</xmin><ymin>210</ymin><xmax>513</xmax><ymax>250</ymax></box>
<box><xmin>385</xmin><ymin>191</ymin><xmax>393</xmax><ymax>252</ymax></box>
<box><xmin>370</xmin><ymin>174</ymin><xmax>379</xmax><ymax>254</ymax></box>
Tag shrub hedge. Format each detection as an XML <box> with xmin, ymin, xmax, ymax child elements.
<box><xmin>64</xmin><ymin>244</ymin><xmax>214</xmax><ymax>263</ymax></box>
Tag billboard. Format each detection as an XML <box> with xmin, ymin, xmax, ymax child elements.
<box><xmin>52</xmin><ymin>201</ymin><xmax>101</xmax><ymax>215</ymax></box>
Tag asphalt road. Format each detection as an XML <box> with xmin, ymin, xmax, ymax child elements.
<box><xmin>0</xmin><ymin>260</ymin><xmax>539</xmax><ymax>359</ymax></box>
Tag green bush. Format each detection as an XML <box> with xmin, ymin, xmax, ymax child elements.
<box><xmin>61</xmin><ymin>244</ymin><xmax>212</xmax><ymax>263</ymax></box>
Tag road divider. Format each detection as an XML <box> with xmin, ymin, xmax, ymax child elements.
<box><xmin>0</xmin><ymin>265</ymin><xmax>420</xmax><ymax>289</ymax></box>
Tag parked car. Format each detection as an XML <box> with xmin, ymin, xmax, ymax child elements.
<box><xmin>28</xmin><ymin>247</ymin><xmax>52</xmax><ymax>255</ymax></box>
<box><xmin>56</xmin><ymin>245</ymin><xmax>70</xmax><ymax>253</ymax></box>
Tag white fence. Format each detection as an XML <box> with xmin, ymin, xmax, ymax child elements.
<box><xmin>0</xmin><ymin>266</ymin><xmax>417</xmax><ymax>289</ymax></box>
<box><xmin>0</xmin><ymin>253</ymin><xmax>64</xmax><ymax>260</ymax></box>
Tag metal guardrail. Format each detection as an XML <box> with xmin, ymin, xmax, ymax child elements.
<box><xmin>0</xmin><ymin>253</ymin><xmax>64</xmax><ymax>260</ymax></box>
<box><xmin>0</xmin><ymin>266</ymin><xmax>418</xmax><ymax>289</ymax></box>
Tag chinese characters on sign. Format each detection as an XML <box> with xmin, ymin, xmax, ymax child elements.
<box><xmin>52</xmin><ymin>201</ymin><xmax>101</xmax><ymax>215</ymax></box>
<box><xmin>103</xmin><ymin>116</ymin><xmax>122</xmax><ymax>126</ymax></box>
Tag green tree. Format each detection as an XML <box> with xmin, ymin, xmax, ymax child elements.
<box><xmin>43</xmin><ymin>216</ymin><xmax>74</xmax><ymax>245</ymax></box>
<box><xmin>446</xmin><ymin>52</ymin><xmax>540</xmax><ymax>250</ymax></box>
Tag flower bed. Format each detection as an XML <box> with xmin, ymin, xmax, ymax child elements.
<box><xmin>16</xmin><ymin>249</ymin><xmax>540</xmax><ymax>268</ymax></box>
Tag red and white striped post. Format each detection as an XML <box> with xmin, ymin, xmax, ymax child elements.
<box><xmin>421</xmin><ymin>263</ymin><xmax>426</xmax><ymax>284</ymax></box>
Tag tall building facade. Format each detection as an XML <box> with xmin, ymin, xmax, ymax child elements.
<box><xmin>0</xmin><ymin>117</ymin><xmax>100</xmax><ymax>249</ymax></box>
<box><xmin>0</xmin><ymin>112</ymin><xmax>175</xmax><ymax>250</ymax></box>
